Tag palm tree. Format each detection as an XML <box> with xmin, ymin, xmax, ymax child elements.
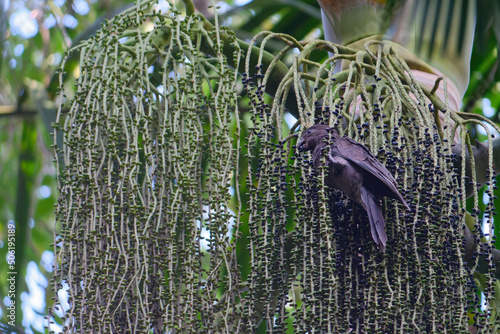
<box><xmin>2</xmin><ymin>0</ymin><xmax>500</xmax><ymax>332</ymax></box>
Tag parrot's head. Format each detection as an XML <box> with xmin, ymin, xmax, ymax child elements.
<box><xmin>297</xmin><ymin>124</ymin><xmax>337</xmax><ymax>151</ymax></box>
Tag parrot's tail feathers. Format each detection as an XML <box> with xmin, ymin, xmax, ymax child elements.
<box><xmin>361</xmin><ymin>187</ymin><xmax>387</xmax><ymax>252</ymax></box>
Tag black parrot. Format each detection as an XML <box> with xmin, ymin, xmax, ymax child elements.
<box><xmin>297</xmin><ymin>124</ymin><xmax>409</xmax><ymax>251</ymax></box>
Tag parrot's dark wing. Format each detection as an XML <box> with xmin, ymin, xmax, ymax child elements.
<box><xmin>331</xmin><ymin>137</ymin><xmax>409</xmax><ymax>208</ymax></box>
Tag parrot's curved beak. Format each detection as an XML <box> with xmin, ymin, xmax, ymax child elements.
<box><xmin>297</xmin><ymin>138</ymin><xmax>306</xmax><ymax>151</ymax></box>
